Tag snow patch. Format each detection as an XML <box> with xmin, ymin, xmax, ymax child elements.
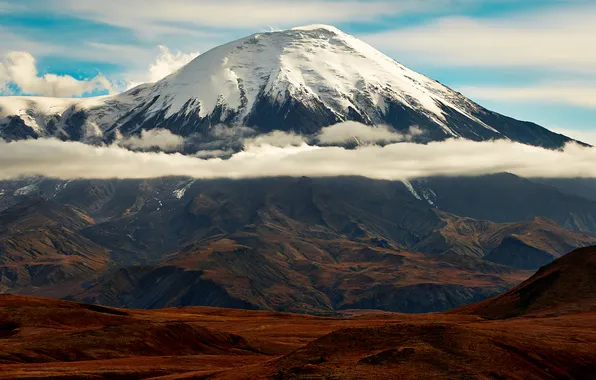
<box><xmin>14</xmin><ymin>183</ymin><xmax>38</xmax><ymax>196</ymax></box>
<box><xmin>173</xmin><ymin>179</ymin><xmax>195</xmax><ymax>199</ymax></box>
<box><xmin>53</xmin><ymin>180</ymin><xmax>72</xmax><ymax>197</ymax></box>
<box><xmin>421</xmin><ymin>188</ymin><xmax>437</xmax><ymax>206</ymax></box>
<box><xmin>402</xmin><ymin>180</ymin><xmax>422</xmax><ymax>200</ymax></box>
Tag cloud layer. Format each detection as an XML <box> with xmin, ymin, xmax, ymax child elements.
<box><xmin>362</xmin><ymin>5</ymin><xmax>596</xmax><ymax>72</ymax></box>
<box><xmin>551</xmin><ymin>128</ymin><xmax>596</xmax><ymax>147</ymax></box>
<box><xmin>461</xmin><ymin>82</ymin><xmax>596</xmax><ymax>109</ymax></box>
<box><xmin>2</xmin><ymin>135</ymin><xmax>596</xmax><ymax>181</ymax></box>
<box><xmin>0</xmin><ymin>51</ymin><xmax>113</xmax><ymax>97</ymax></box>
<box><xmin>52</xmin><ymin>0</ymin><xmax>411</xmax><ymax>33</ymax></box>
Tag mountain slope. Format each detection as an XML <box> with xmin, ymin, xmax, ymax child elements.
<box><xmin>416</xmin><ymin>212</ymin><xmax>596</xmax><ymax>269</ymax></box>
<box><xmin>412</xmin><ymin>173</ymin><xmax>596</xmax><ymax>232</ymax></box>
<box><xmin>244</xmin><ymin>321</ymin><xmax>596</xmax><ymax>380</ymax></box>
<box><xmin>0</xmin><ymin>198</ymin><xmax>110</xmax><ymax>293</ymax></box>
<box><xmin>457</xmin><ymin>246</ymin><xmax>596</xmax><ymax>318</ymax></box>
<box><xmin>2</xmin><ymin>177</ymin><xmax>596</xmax><ymax>313</ymax></box>
<box><xmin>0</xmin><ymin>25</ymin><xmax>574</xmax><ymax>149</ymax></box>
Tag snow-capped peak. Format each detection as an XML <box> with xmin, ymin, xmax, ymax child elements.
<box><xmin>143</xmin><ymin>24</ymin><xmax>490</xmax><ymax>135</ymax></box>
<box><xmin>1</xmin><ymin>25</ymin><xmax>573</xmax><ymax>149</ymax></box>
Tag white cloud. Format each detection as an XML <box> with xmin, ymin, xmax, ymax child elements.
<box><xmin>243</xmin><ymin>130</ymin><xmax>306</xmax><ymax>147</ymax></box>
<box><xmin>2</xmin><ymin>137</ymin><xmax>596</xmax><ymax>181</ymax></box>
<box><xmin>0</xmin><ymin>28</ymin><xmax>56</xmax><ymax>57</ymax></box>
<box><xmin>194</xmin><ymin>149</ymin><xmax>234</xmax><ymax>158</ymax></box>
<box><xmin>551</xmin><ymin>128</ymin><xmax>596</xmax><ymax>146</ymax></box>
<box><xmin>116</xmin><ymin>129</ymin><xmax>184</xmax><ymax>151</ymax></box>
<box><xmin>316</xmin><ymin>122</ymin><xmax>423</xmax><ymax>145</ymax></box>
<box><xmin>83</xmin><ymin>42</ymin><xmax>159</xmax><ymax>68</ymax></box>
<box><xmin>81</xmin><ymin>43</ymin><xmax>201</xmax><ymax>90</ymax></box>
<box><xmin>460</xmin><ymin>82</ymin><xmax>596</xmax><ymax>109</ymax></box>
<box><xmin>51</xmin><ymin>0</ymin><xmax>415</xmax><ymax>34</ymax></box>
<box><xmin>0</xmin><ymin>51</ymin><xmax>113</xmax><ymax>97</ymax></box>
<box><xmin>361</xmin><ymin>5</ymin><xmax>596</xmax><ymax>72</ymax></box>
<box><xmin>148</xmin><ymin>45</ymin><xmax>200</xmax><ymax>82</ymax></box>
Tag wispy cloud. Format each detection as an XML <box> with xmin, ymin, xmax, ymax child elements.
<box><xmin>362</xmin><ymin>4</ymin><xmax>596</xmax><ymax>73</ymax></box>
<box><xmin>0</xmin><ymin>1</ymin><xmax>23</xmax><ymax>13</ymax></box>
<box><xmin>460</xmin><ymin>82</ymin><xmax>596</xmax><ymax>109</ymax></box>
<box><xmin>47</xmin><ymin>0</ymin><xmax>412</xmax><ymax>37</ymax></box>
<box><xmin>0</xmin><ymin>27</ymin><xmax>59</xmax><ymax>57</ymax></box>
<box><xmin>551</xmin><ymin>128</ymin><xmax>596</xmax><ymax>146</ymax></box>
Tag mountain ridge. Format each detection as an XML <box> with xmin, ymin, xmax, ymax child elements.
<box><xmin>2</xmin><ymin>177</ymin><xmax>596</xmax><ymax>314</ymax></box>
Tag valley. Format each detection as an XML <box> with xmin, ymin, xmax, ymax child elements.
<box><xmin>1</xmin><ymin>245</ymin><xmax>595</xmax><ymax>379</ymax></box>
<box><xmin>2</xmin><ymin>176</ymin><xmax>595</xmax><ymax>314</ymax></box>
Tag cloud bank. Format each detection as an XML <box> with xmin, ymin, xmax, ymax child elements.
<box><xmin>2</xmin><ymin>136</ymin><xmax>596</xmax><ymax>181</ymax></box>
<box><xmin>0</xmin><ymin>51</ymin><xmax>113</xmax><ymax>97</ymax></box>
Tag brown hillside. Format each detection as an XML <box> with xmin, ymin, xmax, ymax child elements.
<box><xmin>1</xmin><ymin>293</ymin><xmax>596</xmax><ymax>379</ymax></box>
<box><xmin>456</xmin><ymin>245</ymin><xmax>596</xmax><ymax>319</ymax></box>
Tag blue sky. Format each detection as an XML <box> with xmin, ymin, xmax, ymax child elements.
<box><xmin>0</xmin><ymin>0</ymin><xmax>594</xmax><ymax>140</ymax></box>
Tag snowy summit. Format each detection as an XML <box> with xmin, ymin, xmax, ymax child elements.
<box><xmin>0</xmin><ymin>25</ymin><xmax>573</xmax><ymax>149</ymax></box>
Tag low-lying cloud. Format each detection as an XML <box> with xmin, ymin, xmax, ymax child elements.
<box><xmin>316</xmin><ymin>122</ymin><xmax>423</xmax><ymax>145</ymax></box>
<box><xmin>2</xmin><ymin>137</ymin><xmax>596</xmax><ymax>181</ymax></box>
<box><xmin>243</xmin><ymin>130</ymin><xmax>307</xmax><ymax>147</ymax></box>
<box><xmin>116</xmin><ymin>129</ymin><xmax>184</xmax><ymax>151</ymax></box>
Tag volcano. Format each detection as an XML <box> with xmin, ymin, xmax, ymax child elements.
<box><xmin>0</xmin><ymin>25</ymin><xmax>573</xmax><ymax>148</ymax></box>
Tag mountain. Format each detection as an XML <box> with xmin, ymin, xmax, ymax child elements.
<box><xmin>0</xmin><ymin>25</ymin><xmax>594</xmax><ymax>315</ymax></box>
<box><xmin>0</xmin><ymin>25</ymin><xmax>574</xmax><ymax>149</ymax></box>
<box><xmin>2</xmin><ymin>177</ymin><xmax>596</xmax><ymax>314</ymax></box>
<box><xmin>457</xmin><ymin>245</ymin><xmax>596</xmax><ymax>319</ymax></box>
<box><xmin>411</xmin><ymin>173</ymin><xmax>596</xmax><ymax>233</ymax></box>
